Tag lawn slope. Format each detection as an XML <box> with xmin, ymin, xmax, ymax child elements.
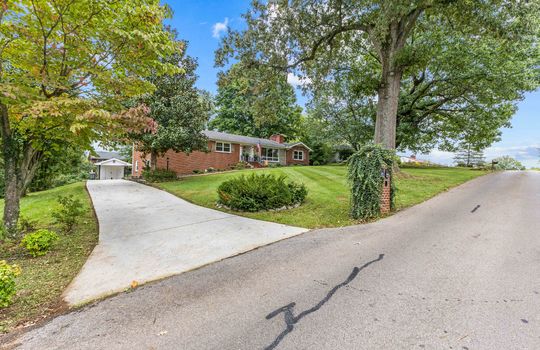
<box><xmin>0</xmin><ymin>182</ymin><xmax>98</xmax><ymax>333</ymax></box>
<box><xmin>158</xmin><ymin>165</ymin><xmax>487</xmax><ymax>228</ymax></box>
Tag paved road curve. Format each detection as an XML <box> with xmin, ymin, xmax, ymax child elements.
<box><xmin>5</xmin><ymin>171</ymin><xmax>540</xmax><ymax>349</ymax></box>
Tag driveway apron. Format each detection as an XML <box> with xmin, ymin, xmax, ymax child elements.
<box><xmin>63</xmin><ymin>180</ymin><xmax>308</xmax><ymax>305</ymax></box>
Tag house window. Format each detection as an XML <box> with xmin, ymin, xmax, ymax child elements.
<box><xmin>293</xmin><ymin>150</ymin><xmax>304</xmax><ymax>161</ymax></box>
<box><xmin>216</xmin><ymin>142</ymin><xmax>232</xmax><ymax>153</ymax></box>
<box><xmin>261</xmin><ymin>148</ymin><xmax>279</xmax><ymax>162</ymax></box>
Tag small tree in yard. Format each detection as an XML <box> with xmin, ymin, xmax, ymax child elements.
<box><xmin>52</xmin><ymin>195</ymin><xmax>85</xmax><ymax>233</ymax></box>
<box><xmin>130</xmin><ymin>36</ymin><xmax>211</xmax><ymax>170</ymax></box>
<box><xmin>0</xmin><ymin>1</ymin><xmax>179</xmax><ymax>236</ymax></box>
<box><xmin>454</xmin><ymin>144</ymin><xmax>486</xmax><ymax>168</ymax></box>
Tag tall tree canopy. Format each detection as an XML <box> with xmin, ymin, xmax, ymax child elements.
<box><xmin>309</xmin><ymin>18</ymin><xmax>539</xmax><ymax>153</ymax></box>
<box><xmin>130</xmin><ymin>38</ymin><xmax>211</xmax><ymax>170</ymax></box>
<box><xmin>216</xmin><ymin>0</ymin><xmax>539</xmax><ymax>151</ymax></box>
<box><xmin>0</xmin><ymin>0</ymin><xmax>179</xmax><ymax>233</ymax></box>
<box><xmin>209</xmin><ymin>63</ymin><xmax>302</xmax><ymax>139</ymax></box>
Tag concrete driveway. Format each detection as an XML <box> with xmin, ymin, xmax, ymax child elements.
<box><xmin>62</xmin><ymin>180</ymin><xmax>308</xmax><ymax>305</ymax></box>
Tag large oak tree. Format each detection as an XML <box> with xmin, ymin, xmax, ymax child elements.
<box><xmin>216</xmin><ymin>0</ymin><xmax>539</xmax><ymax>150</ymax></box>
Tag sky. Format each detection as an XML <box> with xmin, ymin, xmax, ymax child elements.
<box><xmin>165</xmin><ymin>0</ymin><xmax>539</xmax><ymax>168</ymax></box>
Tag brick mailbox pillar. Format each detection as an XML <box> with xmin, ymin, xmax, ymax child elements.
<box><xmin>380</xmin><ymin>169</ymin><xmax>391</xmax><ymax>214</ymax></box>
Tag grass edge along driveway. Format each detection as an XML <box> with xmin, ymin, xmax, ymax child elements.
<box><xmin>0</xmin><ymin>182</ymin><xmax>98</xmax><ymax>334</ymax></box>
<box><xmin>157</xmin><ymin>165</ymin><xmax>488</xmax><ymax>229</ymax></box>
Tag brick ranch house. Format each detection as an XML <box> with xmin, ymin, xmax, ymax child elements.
<box><xmin>132</xmin><ymin>130</ymin><xmax>311</xmax><ymax>176</ymax></box>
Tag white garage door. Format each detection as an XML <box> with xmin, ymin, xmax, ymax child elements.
<box><xmin>100</xmin><ymin>165</ymin><xmax>124</xmax><ymax>180</ymax></box>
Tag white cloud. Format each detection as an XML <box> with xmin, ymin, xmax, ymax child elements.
<box><xmin>212</xmin><ymin>18</ymin><xmax>229</xmax><ymax>38</ymax></box>
<box><xmin>287</xmin><ymin>73</ymin><xmax>311</xmax><ymax>87</ymax></box>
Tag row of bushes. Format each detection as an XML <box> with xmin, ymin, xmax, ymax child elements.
<box><xmin>0</xmin><ymin>195</ymin><xmax>85</xmax><ymax>308</ymax></box>
<box><xmin>143</xmin><ymin>162</ymin><xmax>256</xmax><ymax>182</ymax></box>
<box><xmin>217</xmin><ymin>173</ymin><xmax>307</xmax><ymax>212</ymax></box>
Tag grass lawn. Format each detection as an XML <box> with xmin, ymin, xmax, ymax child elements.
<box><xmin>0</xmin><ymin>182</ymin><xmax>98</xmax><ymax>333</ymax></box>
<box><xmin>158</xmin><ymin>165</ymin><xmax>488</xmax><ymax>228</ymax></box>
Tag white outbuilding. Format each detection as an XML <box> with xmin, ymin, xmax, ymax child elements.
<box><xmin>94</xmin><ymin>158</ymin><xmax>131</xmax><ymax>180</ymax></box>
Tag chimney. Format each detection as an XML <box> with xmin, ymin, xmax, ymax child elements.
<box><xmin>270</xmin><ymin>134</ymin><xmax>285</xmax><ymax>144</ymax></box>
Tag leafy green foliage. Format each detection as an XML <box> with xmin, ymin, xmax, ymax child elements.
<box><xmin>142</xmin><ymin>169</ymin><xmax>177</xmax><ymax>182</ymax></box>
<box><xmin>52</xmin><ymin>195</ymin><xmax>85</xmax><ymax>233</ymax></box>
<box><xmin>309</xmin><ymin>143</ymin><xmax>333</xmax><ymax>166</ymax></box>
<box><xmin>209</xmin><ymin>63</ymin><xmax>302</xmax><ymax>139</ymax></box>
<box><xmin>20</xmin><ymin>229</ymin><xmax>59</xmax><ymax>258</ymax></box>
<box><xmin>130</xmin><ymin>37</ymin><xmax>210</xmax><ymax>168</ymax></box>
<box><xmin>0</xmin><ymin>260</ymin><xmax>21</xmax><ymax>308</ymax></box>
<box><xmin>0</xmin><ymin>0</ymin><xmax>179</xmax><ymax>231</ymax></box>
<box><xmin>17</xmin><ymin>215</ymin><xmax>37</xmax><ymax>235</ymax></box>
<box><xmin>217</xmin><ymin>173</ymin><xmax>307</xmax><ymax>212</ymax></box>
<box><xmin>26</xmin><ymin>147</ymin><xmax>93</xmax><ymax>193</ymax></box>
<box><xmin>348</xmin><ymin>145</ymin><xmax>396</xmax><ymax>220</ymax></box>
<box><xmin>217</xmin><ymin>1</ymin><xmax>539</xmax><ymax>151</ymax></box>
<box><xmin>494</xmin><ymin>156</ymin><xmax>526</xmax><ymax>171</ymax></box>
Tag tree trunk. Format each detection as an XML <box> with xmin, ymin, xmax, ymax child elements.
<box><xmin>150</xmin><ymin>151</ymin><xmax>158</xmax><ymax>170</ymax></box>
<box><xmin>0</xmin><ymin>103</ymin><xmax>21</xmax><ymax>234</ymax></box>
<box><xmin>374</xmin><ymin>60</ymin><xmax>402</xmax><ymax>150</ymax></box>
<box><xmin>0</xmin><ymin>104</ymin><xmax>44</xmax><ymax>235</ymax></box>
<box><xmin>3</xmin><ymin>158</ymin><xmax>21</xmax><ymax>235</ymax></box>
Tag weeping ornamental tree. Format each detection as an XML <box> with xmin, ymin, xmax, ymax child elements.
<box><xmin>348</xmin><ymin>145</ymin><xmax>396</xmax><ymax>220</ymax></box>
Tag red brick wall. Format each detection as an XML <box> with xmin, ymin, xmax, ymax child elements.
<box><xmin>380</xmin><ymin>176</ymin><xmax>391</xmax><ymax>214</ymax></box>
<box><xmin>132</xmin><ymin>141</ymin><xmax>241</xmax><ymax>176</ymax></box>
<box><xmin>286</xmin><ymin>145</ymin><xmax>310</xmax><ymax>165</ymax></box>
<box><xmin>270</xmin><ymin>134</ymin><xmax>285</xmax><ymax>144</ymax></box>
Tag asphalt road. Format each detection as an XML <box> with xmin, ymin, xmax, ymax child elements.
<box><xmin>4</xmin><ymin>171</ymin><xmax>540</xmax><ymax>350</ymax></box>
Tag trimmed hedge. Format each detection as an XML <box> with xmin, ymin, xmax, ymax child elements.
<box><xmin>142</xmin><ymin>168</ymin><xmax>177</xmax><ymax>182</ymax></box>
<box><xmin>217</xmin><ymin>173</ymin><xmax>307</xmax><ymax>212</ymax></box>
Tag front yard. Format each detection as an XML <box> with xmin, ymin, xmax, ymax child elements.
<box><xmin>0</xmin><ymin>182</ymin><xmax>98</xmax><ymax>333</ymax></box>
<box><xmin>158</xmin><ymin>165</ymin><xmax>488</xmax><ymax>228</ymax></box>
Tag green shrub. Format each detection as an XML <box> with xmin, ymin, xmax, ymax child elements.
<box><xmin>142</xmin><ymin>168</ymin><xmax>177</xmax><ymax>182</ymax></box>
<box><xmin>217</xmin><ymin>173</ymin><xmax>307</xmax><ymax>212</ymax></box>
<box><xmin>52</xmin><ymin>195</ymin><xmax>85</xmax><ymax>232</ymax></box>
<box><xmin>192</xmin><ymin>169</ymin><xmax>202</xmax><ymax>174</ymax></box>
<box><xmin>231</xmin><ymin>162</ymin><xmax>251</xmax><ymax>170</ymax></box>
<box><xmin>0</xmin><ymin>260</ymin><xmax>21</xmax><ymax>307</ymax></box>
<box><xmin>18</xmin><ymin>215</ymin><xmax>37</xmax><ymax>234</ymax></box>
<box><xmin>20</xmin><ymin>229</ymin><xmax>59</xmax><ymax>257</ymax></box>
<box><xmin>348</xmin><ymin>144</ymin><xmax>396</xmax><ymax>220</ymax></box>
